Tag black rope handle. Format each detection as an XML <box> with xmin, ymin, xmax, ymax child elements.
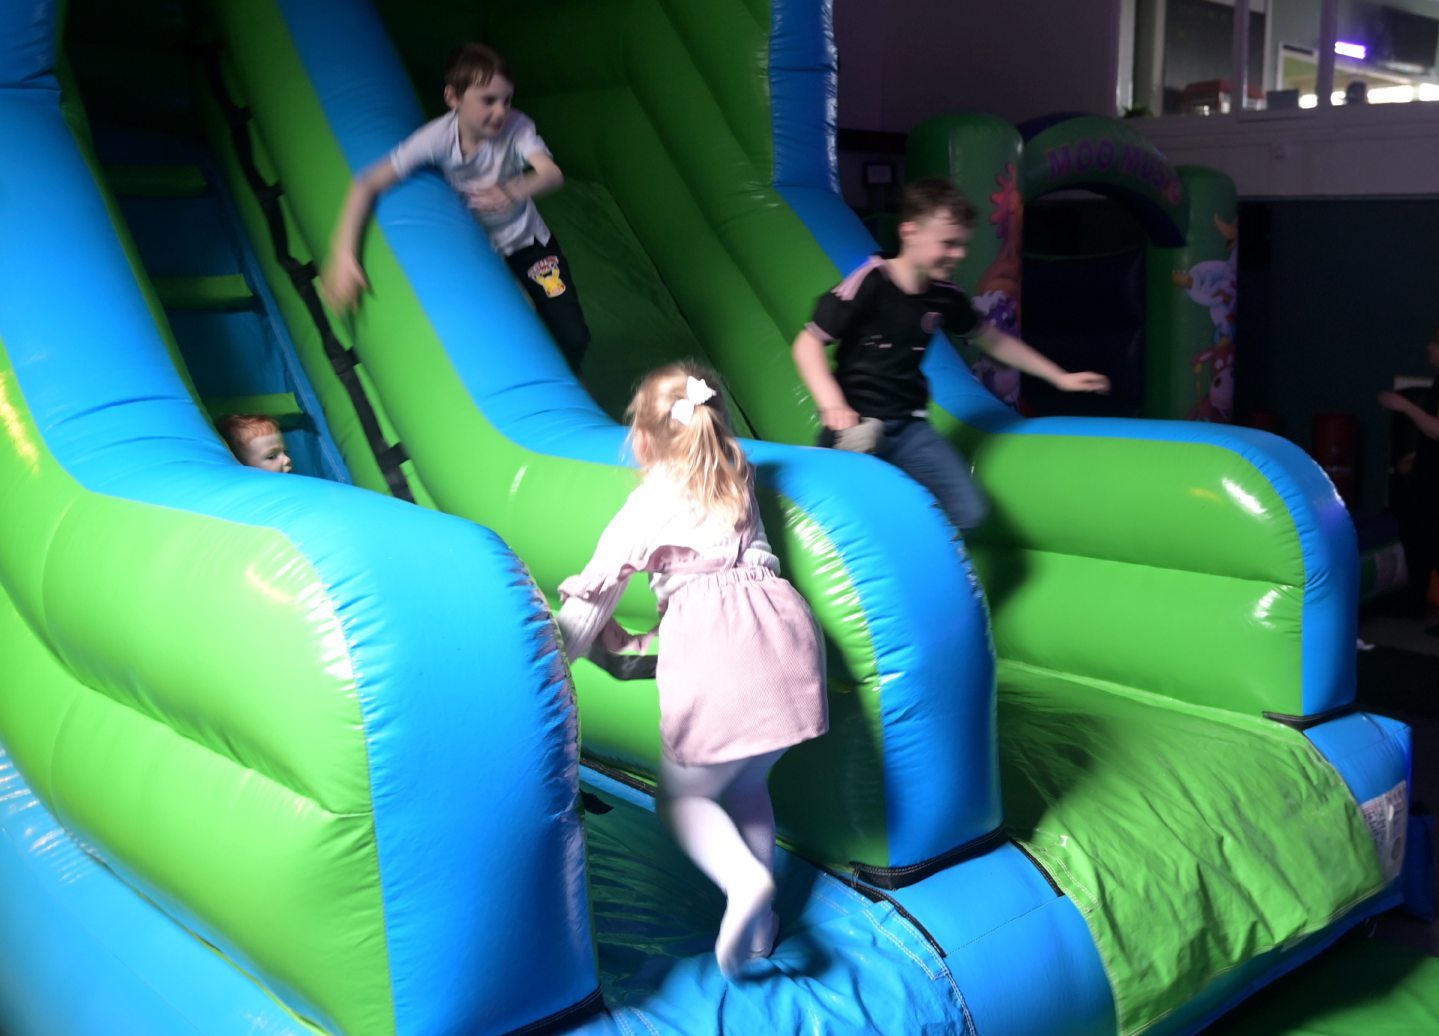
<box><xmin>198</xmin><ymin>43</ymin><xmax>415</xmax><ymax>502</ymax></box>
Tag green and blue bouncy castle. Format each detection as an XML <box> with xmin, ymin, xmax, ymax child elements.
<box><xmin>0</xmin><ymin>1</ymin><xmax>1419</xmax><ymax>1034</ymax></box>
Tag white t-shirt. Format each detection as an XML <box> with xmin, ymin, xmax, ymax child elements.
<box><xmin>389</xmin><ymin>109</ymin><xmax>552</xmax><ymax>256</ymax></box>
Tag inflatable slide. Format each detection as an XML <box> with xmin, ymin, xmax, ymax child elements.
<box><xmin>0</xmin><ymin>0</ymin><xmax>1419</xmax><ymax>1033</ymax></box>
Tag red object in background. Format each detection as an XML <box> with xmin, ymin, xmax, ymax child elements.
<box><xmin>1243</xmin><ymin>408</ymin><xmax>1281</xmax><ymax>434</ymax></box>
<box><xmin>1312</xmin><ymin>412</ymin><xmax>1359</xmax><ymax>510</ymax></box>
<box><xmin>1179</xmin><ymin>79</ymin><xmax>1266</xmax><ymax>114</ymax></box>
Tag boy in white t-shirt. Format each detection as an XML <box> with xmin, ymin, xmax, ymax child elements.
<box><xmin>322</xmin><ymin>42</ymin><xmax>590</xmax><ymax>371</ymax></box>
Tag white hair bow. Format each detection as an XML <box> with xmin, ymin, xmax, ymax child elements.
<box><xmin>670</xmin><ymin>376</ymin><xmax>717</xmax><ymax>425</ymax></box>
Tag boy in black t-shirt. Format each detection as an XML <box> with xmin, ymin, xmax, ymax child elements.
<box><xmin>792</xmin><ymin>178</ymin><xmax>1109</xmax><ymax>530</ymax></box>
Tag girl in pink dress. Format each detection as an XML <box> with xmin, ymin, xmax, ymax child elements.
<box><xmin>556</xmin><ymin>362</ymin><xmax>829</xmax><ymax>979</ymax></box>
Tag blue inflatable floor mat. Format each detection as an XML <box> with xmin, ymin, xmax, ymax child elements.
<box><xmin>573</xmin><ymin>767</ymin><xmax>973</xmax><ymax>1035</ymax></box>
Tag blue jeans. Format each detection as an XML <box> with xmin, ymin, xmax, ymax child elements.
<box><xmin>823</xmin><ymin>417</ymin><xmax>989</xmax><ymax>531</ymax></box>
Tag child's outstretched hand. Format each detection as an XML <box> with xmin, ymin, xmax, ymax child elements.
<box><xmin>466</xmin><ymin>184</ymin><xmax>518</xmax><ymax>216</ymax></box>
<box><xmin>321</xmin><ymin>251</ymin><xmax>370</xmax><ymax>312</ymax></box>
<box><xmin>1056</xmin><ymin>371</ymin><xmax>1111</xmax><ymax>394</ymax></box>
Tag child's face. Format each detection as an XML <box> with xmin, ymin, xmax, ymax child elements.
<box><xmin>237</xmin><ymin>431</ymin><xmax>293</xmax><ymax>473</ymax></box>
<box><xmin>445</xmin><ymin>74</ymin><xmax>514</xmax><ymax>141</ymax></box>
<box><xmin>900</xmin><ymin>211</ymin><xmax>970</xmax><ymax>283</ymax></box>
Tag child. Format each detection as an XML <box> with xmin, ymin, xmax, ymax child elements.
<box><xmin>555</xmin><ymin>363</ymin><xmax>828</xmax><ymax>979</ymax></box>
<box><xmin>321</xmin><ymin>42</ymin><xmax>590</xmax><ymax>372</ymax></box>
<box><xmin>217</xmin><ymin>414</ymin><xmax>293</xmax><ymax>473</ymax></box>
<box><xmin>1378</xmin><ymin>326</ymin><xmax>1439</xmax><ymax>618</ymax></box>
<box><xmin>792</xmin><ymin>177</ymin><xmax>1110</xmax><ymax>530</ymax></box>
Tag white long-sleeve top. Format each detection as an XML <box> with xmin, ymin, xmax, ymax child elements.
<box><xmin>555</xmin><ymin>472</ymin><xmax>779</xmax><ymax>663</ymax></box>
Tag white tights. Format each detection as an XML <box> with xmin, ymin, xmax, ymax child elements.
<box><xmin>658</xmin><ymin>748</ymin><xmax>785</xmax><ymax>978</ymax></box>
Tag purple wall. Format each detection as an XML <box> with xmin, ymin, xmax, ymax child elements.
<box><xmin>834</xmin><ymin>0</ymin><xmax>1125</xmax><ymax>132</ymax></box>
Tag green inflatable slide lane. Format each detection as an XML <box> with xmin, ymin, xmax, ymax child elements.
<box><xmin>1000</xmin><ymin>663</ymin><xmax>1383</xmax><ymax>1033</ymax></box>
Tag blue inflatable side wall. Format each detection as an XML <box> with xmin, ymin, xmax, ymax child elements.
<box><xmin>0</xmin><ymin>5</ymin><xmax>597</xmax><ymax>1032</ymax></box>
<box><xmin>0</xmin><ymin>739</ymin><xmax>312</xmax><ymax>1036</ymax></box>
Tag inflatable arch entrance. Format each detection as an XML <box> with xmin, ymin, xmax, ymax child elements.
<box><xmin>909</xmin><ymin>113</ymin><xmax>1238</xmax><ymax>422</ymax></box>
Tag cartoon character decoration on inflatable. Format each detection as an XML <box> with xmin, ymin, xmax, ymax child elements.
<box><xmin>1173</xmin><ymin>214</ymin><xmax>1238</xmax><ymax>422</ymax></box>
<box><xmin>1187</xmin><ymin>338</ymin><xmax>1235</xmax><ymax>422</ymax></box>
<box><xmin>971</xmin><ymin>164</ymin><xmax>1026</xmax><ymax>411</ymax></box>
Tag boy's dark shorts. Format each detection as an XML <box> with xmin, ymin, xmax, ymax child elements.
<box><xmin>506</xmin><ymin>236</ymin><xmax>591</xmax><ymax>372</ymax></box>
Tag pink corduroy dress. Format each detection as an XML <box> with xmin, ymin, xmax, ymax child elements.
<box><xmin>556</xmin><ymin>473</ymin><xmax>828</xmax><ymax>765</ymax></box>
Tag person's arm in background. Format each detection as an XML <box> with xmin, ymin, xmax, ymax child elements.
<box><xmin>1379</xmin><ymin>391</ymin><xmax>1439</xmax><ymax>441</ymax></box>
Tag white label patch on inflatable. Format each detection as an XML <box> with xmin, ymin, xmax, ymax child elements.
<box><xmin>1360</xmin><ymin>780</ymin><xmax>1409</xmax><ymax>882</ymax></box>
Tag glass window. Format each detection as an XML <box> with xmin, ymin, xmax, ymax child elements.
<box><xmin>1134</xmin><ymin>0</ymin><xmax>1439</xmax><ymax>114</ymax></box>
<box><xmin>1134</xmin><ymin>0</ymin><xmax>1267</xmax><ymax>115</ymax></box>
<box><xmin>1280</xmin><ymin>2</ymin><xmax>1439</xmax><ymax>106</ymax></box>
